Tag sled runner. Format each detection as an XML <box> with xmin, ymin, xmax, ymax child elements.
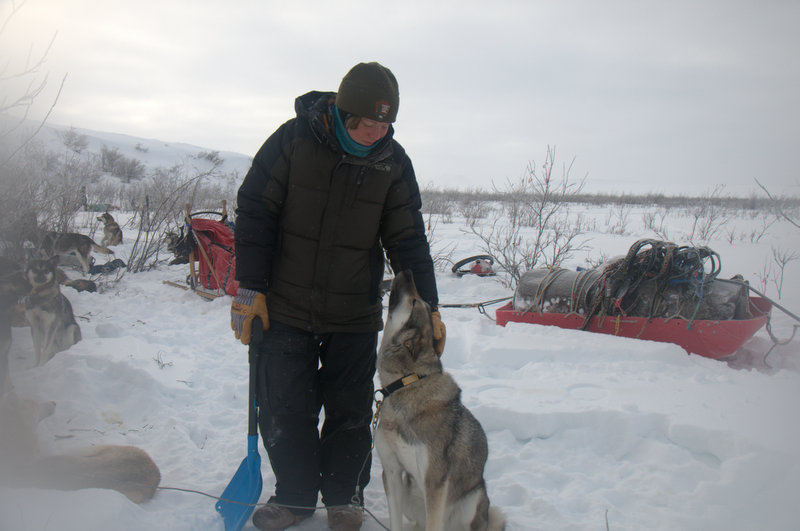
<box><xmin>495</xmin><ymin>240</ymin><xmax>772</xmax><ymax>359</ymax></box>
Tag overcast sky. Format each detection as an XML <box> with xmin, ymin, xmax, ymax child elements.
<box><xmin>3</xmin><ymin>0</ymin><xmax>799</xmax><ymax>196</ymax></box>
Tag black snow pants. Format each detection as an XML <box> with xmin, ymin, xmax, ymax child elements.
<box><xmin>255</xmin><ymin>320</ymin><xmax>377</xmax><ymax>515</ymax></box>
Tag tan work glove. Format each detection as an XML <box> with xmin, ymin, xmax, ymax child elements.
<box><xmin>431</xmin><ymin>310</ymin><xmax>446</xmax><ymax>357</ymax></box>
<box><xmin>231</xmin><ymin>288</ymin><xmax>269</xmax><ymax>345</ymax></box>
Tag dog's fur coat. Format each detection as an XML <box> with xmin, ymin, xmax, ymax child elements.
<box><xmin>0</xmin><ymin>391</ymin><xmax>161</xmax><ymax>503</ymax></box>
<box><xmin>42</xmin><ymin>231</ymin><xmax>113</xmax><ymax>274</ymax></box>
<box><xmin>375</xmin><ymin>271</ymin><xmax>505</xmax><ymax>531</ymax></box>
<box><xmin>97</xmin><ymin>212</ymin><xmax>123</xmax><ymax>246</ymax></box>
<box><xmin>164</xmin><ymin>227</ymin><xmax>191</xmax><ymax>265</ymax></box>
<box><xmin>25</xmin><ymin>256</ymin><xmax>82</xmax><ymax>366</ymax></box>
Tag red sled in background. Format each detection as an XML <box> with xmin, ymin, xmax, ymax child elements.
<box><xmin>496</xmin><ymin>296</ymin><xmax>771</xmax><ymax>360</ymax></box>
<box><xmin>495</xmin><ymin>242</ymin><xmax>773</xmax><ymax>360</ymax></box>
<box><xmin>185</xmin><ymin>201</ymin><xmax>239</xmax><ymax>298</ymax></box>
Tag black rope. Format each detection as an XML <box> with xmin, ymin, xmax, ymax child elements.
<box><xmin>583</xmin><ymin>239</ymin><xmax>723</xmax><ymax>329</ymax></box>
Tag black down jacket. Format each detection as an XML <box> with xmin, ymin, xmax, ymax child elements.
<box><xmin>234</xmin><ymin>91</ymin><xmax>438</xmax><ymax>333</ymax></box>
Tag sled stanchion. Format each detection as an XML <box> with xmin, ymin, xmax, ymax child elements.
<box><xmin>185</xmin><ymin>204</ymin><xmax>197</xmax><ymax>289</ymax></box>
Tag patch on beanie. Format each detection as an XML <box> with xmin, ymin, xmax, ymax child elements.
<box><xmin>375</xmin><ymin>100</ymin><xmax>391</xmax><ymax>121</ymax></box>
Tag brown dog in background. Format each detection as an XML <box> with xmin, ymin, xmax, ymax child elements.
<box><xmin>97</xmin><ymin>212</ymin><xmax>123</xmax><ymax>246</ymax></box>
<box><xmin>41</xmin><ymin>231</ymin><xmax>114</xmax><ymax>274</ymax></box>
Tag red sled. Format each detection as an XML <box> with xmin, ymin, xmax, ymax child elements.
<box><xmin>186</xmin><ymin>202</ymin><xmax>239</xmax><ymax>297</ymax></box>
<box><xmin>495</xmin><ymin>297</ymin><xmax>771</xmax><ymax>360</ymax></box>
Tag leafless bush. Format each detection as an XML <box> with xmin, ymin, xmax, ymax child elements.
<box><xmin>684</xmin><ymin>185</ymin><xmax>729</xmax><ymax>243</ymax></box>
<box><xmin>0</xmin><ymin>127</ymin><xmax>100</xmax><ymax>256</ymax></box>
<box><xmin>197</xmin><ymin>150</ymin><xmax>223</xmax><ymax>165</ymax></box>
<box><xmin>423</xmin><ymin>209</ymin><xmax>455</xmax><ymax>273</ymax></box>
<box><xmin>126</xmin><ymin>158</ymin><xmax>233</xmax><ymax>272</ymax></box>
<box><xmin>756</xmin><ymin>179</ymin><xmax>800</xmax><ymax>231</ymax></box>
<box><xmin>755</xmin><ymin>258</ymin><xmax>772</xmax><ymax>294</ymax></box>
<box><xmin>770</xmin><ymin>246</ymin><xmax>798</xmax><ymax>300</ymax></box>
<box><xmin>748</xmin><ymin>216</ymin><xmax>777</xmax><ymax>243</ymax></box>
<box><xmin>421</xmin><ymin>185</ymin><xmax>454</xmax><ymax>223</ymax></box>
<box><xmin>100</xmin><ymin>145</ymin><xmax>145</xmax><ymax>182</ymax></box>
<box><xmin>458</xmin><ymin>197</ymin><xmax>493</xmax><ymax>226</ymax></box>
<box><xmin>0</xmin><ymin>1</ymin><xmax>67</xmax><ymax>258</ymax></box>
<box><xmin>604</xmin><ymin>203</ymin><xmax>631</xmax><ymax>236</ymax></box>
<box><xmin>471</xmin><ymin>146</ymin><xmax>587</xmax><ymax>288</ymax></box>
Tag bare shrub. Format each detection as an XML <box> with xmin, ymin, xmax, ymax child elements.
<box><xmin>126</xmin><ymin>158</ymin><xmax>232</xmax><ymax>272</ymax></box>
<box><xmin>605</xmin><ymin>203</ymin><xmax>631</xmax><ymax>236</ymax></box>
<box><xmin>684</xmin><ymin>185</ymin><xmax>729</xmax><ymax>243</ymax></box>
<box><xmin>420</xmin><ymin>185</ymin><xmax>454</xmax><ymax>223</ymax></box>
<box><xmin>771</xmin><ymin>246</ymin><xmax>798</xmax><ymax>300</ymax></box>
<box><xmin>100</xmin><ymin>145</ymin><xmax>145</xmax><ymax>182</ymax></box>
<box><xmin>756</xmin><ymin>179</ymin><xmax>800</xmax><ymax>230</ymax></box>
<box><xmin>0</xmin><ymin>1</ymin><xmax>67</xmax><ymax>258</ymax></box>
<box><xmin>471</xmin><ymin>146</ymin><xmax>587</xmax><ymax>288</ymax></box>
<box><xmin>197</xmin><ymin>150</ymin><xmax>223</xmax><ymax>165</ymax></box>
<box><xmin>458</xmin><ymin>196</ymin><xmax>493</xmax><ymax>226</ymax></box>
<box><xmin>0</xmin><ymin>129</ymin><xmax>100</xmax><ymax>253</ymax></box>
<box><xmin>756</xmin><ymin>258</ymin><xmax>773</xmax><ymax>294</ymax></box>
<box><xmin>748</xmin><ymin>216</ymin><xmax>777</xmax><ymax>243</ymax></box>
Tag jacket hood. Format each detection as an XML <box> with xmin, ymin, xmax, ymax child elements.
<box><xmin>294</xmin><ymin>91</ymin><xmax>395</xmax><ymax>161</ymax></box>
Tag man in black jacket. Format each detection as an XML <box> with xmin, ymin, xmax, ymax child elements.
<box><xmin>231</xmin><ymin>62</ymin><xmax>445</xmax><ymax>531</ymax></box>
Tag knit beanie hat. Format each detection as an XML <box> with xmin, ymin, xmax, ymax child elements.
<box><xmin>335</xmin><ymin>62</ymin><xmax>399</xmax><ymax>123</ymax></box>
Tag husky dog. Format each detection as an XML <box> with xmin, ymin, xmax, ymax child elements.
<box><xmin>375</xmin><ymin>271</ymin><xmax>505</xmax><ymax>531</ymax></box>
<box><xmin>97</xmin><ymin>212</ymin><xmax>123</xmax><ymax>246</ymax></box>
<box><xmin>41</xmin><ymin>231</ymin><xmax>114</xmax><ymax>274</ymax></box>
<box><xmin>164</xmin><ymin>227</ymin><xmax>191</xmax><ymax>265</ymax></box>
<box><xmin>25</xmin><ymin>255</ymin><xmax>82</xmax><ymax>366</ymax></box>
<box><xmin>0</xmin><ymin>392</ymin><xmax>161</xmax><ymax>503</ymax></box>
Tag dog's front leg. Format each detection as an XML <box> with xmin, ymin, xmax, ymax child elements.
<box><xmin>424</xmin><ymin>479</ymin><xmax>449</xmax><ymax>531</ymax></box>
<box><xmin>40</xmin><ymin>328</ymin><xmax>56</xmax><ymax>366</ymax></box>
<box><xmin>382</xmin><ymin>468</ymin><xmax>407</xmax><ymax>530</ymax></box>
<box><xmin>28</xmin><ymin>317</ymin><xmax>44</xmax><ymax>366</ymax></box>
<box><xmin>376</xmin><ymin>428</ymin><xmax>406</xmax><ymax>530</ymax></box>
<box><xmin>39</xmin><ymin>314</ymin><xmax>60</xmax><ymax>365</ymax></box>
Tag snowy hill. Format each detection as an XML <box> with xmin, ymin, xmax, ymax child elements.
<box><xmin>21</xmin><ymin>119</ymin><xmax>254</xmax><ymax>185</ymax></box>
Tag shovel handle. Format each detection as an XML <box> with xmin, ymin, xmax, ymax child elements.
<box><xmin>247</xmin><ymin>317</ymin><xmax>263</xmax><ymax>438</ymax></box>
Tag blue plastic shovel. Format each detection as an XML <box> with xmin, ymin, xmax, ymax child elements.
<box><xmin>216</xmin><ymin>317</ymin><xmax>264</xmax><ymax>531</ymax></box>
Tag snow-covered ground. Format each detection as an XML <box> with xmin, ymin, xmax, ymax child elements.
<box><xmin>1</xmin><ymin>202</ymin><xmax>799</xmax><ymax>531</ymax></box>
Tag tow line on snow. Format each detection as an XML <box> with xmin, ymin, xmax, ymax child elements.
<box><xmin>439</xmin><ymin>296</ymin><xmax>512</xmax><ymax>320</ymax></box>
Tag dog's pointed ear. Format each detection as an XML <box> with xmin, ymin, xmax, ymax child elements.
<box><xmin>48</xmin><ymin>255</ymin><xmax>59</xmax><ymax>268</ymax></box>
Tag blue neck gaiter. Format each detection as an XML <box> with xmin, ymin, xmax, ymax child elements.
<box><xmin>331</xmin><ymin>104</ymin><xmax>374</xmax><ymax>158</ymax></box>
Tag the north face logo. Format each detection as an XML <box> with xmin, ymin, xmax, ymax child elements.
<box><xmin>375</xmin><ymin>100</ymin><xmax>391</xmax><ymax>119</ymax></box>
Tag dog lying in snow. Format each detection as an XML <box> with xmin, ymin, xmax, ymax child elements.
<box><xmin>0</xmin><ymin>391</ymin><xmax>161</xmax><ymax>503</ymax></box>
